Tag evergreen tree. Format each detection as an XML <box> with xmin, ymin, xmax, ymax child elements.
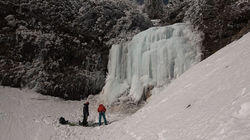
<box><xmin>144</xmin><ymin>0</ymin><xmax>164</xmax><ymax>19</ymax></box>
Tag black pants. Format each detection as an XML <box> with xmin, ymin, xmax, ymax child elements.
<box><xmin>83</xmin><ymin>114</ymin><xmax>88</xmax><ymax>126</ymax></box>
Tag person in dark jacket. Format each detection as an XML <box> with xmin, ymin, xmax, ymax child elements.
<box><xmin>83</xmin><ymin>102</ymin><xmax>89</xmax><ymax>126</ymax></box>
<box><xmin>98</xmin><ymin>104</ymin><xmax>107</xmax><ymax>126</ymax></box>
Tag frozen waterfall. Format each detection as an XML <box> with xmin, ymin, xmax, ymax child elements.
<box><xmin>101</xmin><ymin>23</ymin><xmax>202</xmax><ymax>105</ymax></box>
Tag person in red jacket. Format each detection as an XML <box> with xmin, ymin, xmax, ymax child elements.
<box><xmin>98</xmin><ymin>104</ymin><xmax>107</xmax><ymax>126</ymax></box>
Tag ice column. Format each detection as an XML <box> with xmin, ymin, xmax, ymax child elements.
<box><xmin>101</xmin><ymin>23</ymin><xmax>202</xmax><ymax>105</ymax></box>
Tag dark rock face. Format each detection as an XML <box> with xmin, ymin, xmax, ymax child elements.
<box><xmin>161</xmin><ymin>0</ymin><xmax>250</xmax><ymax>59</ymax></box>
<box><xmin>0</xmin><ymin>0</ymin><xmax>152</xmax><ymax>100</ymax></box>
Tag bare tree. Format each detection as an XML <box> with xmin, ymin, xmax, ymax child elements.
<box><xmin>144</xmin><ymin>0</ymin><xmax>164</xmax><ymax>19</ymax></box>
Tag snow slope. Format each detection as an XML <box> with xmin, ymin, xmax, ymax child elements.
<box><xmin>100</xmin><ymin>32</ymin><xmax>250</xmax><ymax>140</ymax></box>
<box><xmin>0</xmin><ymin>32</ymin><xmax>250</xmax><ymax>140</ymax></box>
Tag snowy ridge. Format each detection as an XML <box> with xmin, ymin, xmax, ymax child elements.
<box><xmin>101</xmin><ymin>23</ymin><xmax>201</xmax><ymax>105</ymax></box>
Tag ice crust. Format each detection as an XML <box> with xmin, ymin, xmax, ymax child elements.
<box><xmin>101</xmin><ymin>23</ymin><xmax>202</xmax><ymax>105</ymax></box>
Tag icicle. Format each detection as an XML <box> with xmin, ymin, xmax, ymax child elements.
<box><xmin>101</xmin><ymin>23</ymin><xmax>202</xmax><ymax>105</ymax></box>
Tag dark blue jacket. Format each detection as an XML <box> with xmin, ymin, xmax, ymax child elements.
<box><xmin>83</xmin><ymin>103</ymin><xmax>89</xmax><ymax>116</ymax></box>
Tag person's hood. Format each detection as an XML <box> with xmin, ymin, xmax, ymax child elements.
<box><xmin>84</xmin><ymin>102</ymin><xmax>89</xmax><ymax>105</ymax></box>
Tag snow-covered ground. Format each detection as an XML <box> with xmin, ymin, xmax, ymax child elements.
<box><xmin>0</xmin><ymin>87</ymin><xmax>126</xmax><ymax>140</ymax></box>
<box><xmin>1</xmin><ymin>32</ymin><xmax>250</xmax><ymax>140</ymax></box>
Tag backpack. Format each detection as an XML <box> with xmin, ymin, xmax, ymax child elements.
<box><xmin>59</xmin><ymin>117</ymin><xmax>68</xmax><ymax>125</ymax></box>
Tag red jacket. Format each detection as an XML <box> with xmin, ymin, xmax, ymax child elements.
<box><xmin>98</xmin><ymin>104</ymin><xmax>106</xmax><ymax>112</ymax></box>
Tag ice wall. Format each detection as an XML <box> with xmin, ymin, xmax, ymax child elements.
<box><xmin>101</xmin><ymin>23</ymin><xmax>202</xmax><ymax>105</ymax></box>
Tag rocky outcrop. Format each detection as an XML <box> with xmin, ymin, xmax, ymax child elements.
<box><xmin>161</xmin><ymin>0</ymin><xmax>250</xmax><ymax>59</ymax></box>
<box><xmin>0</xmin><ymin>0</ymin><xmax>152</xmax><ymax>100</ymax></box>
